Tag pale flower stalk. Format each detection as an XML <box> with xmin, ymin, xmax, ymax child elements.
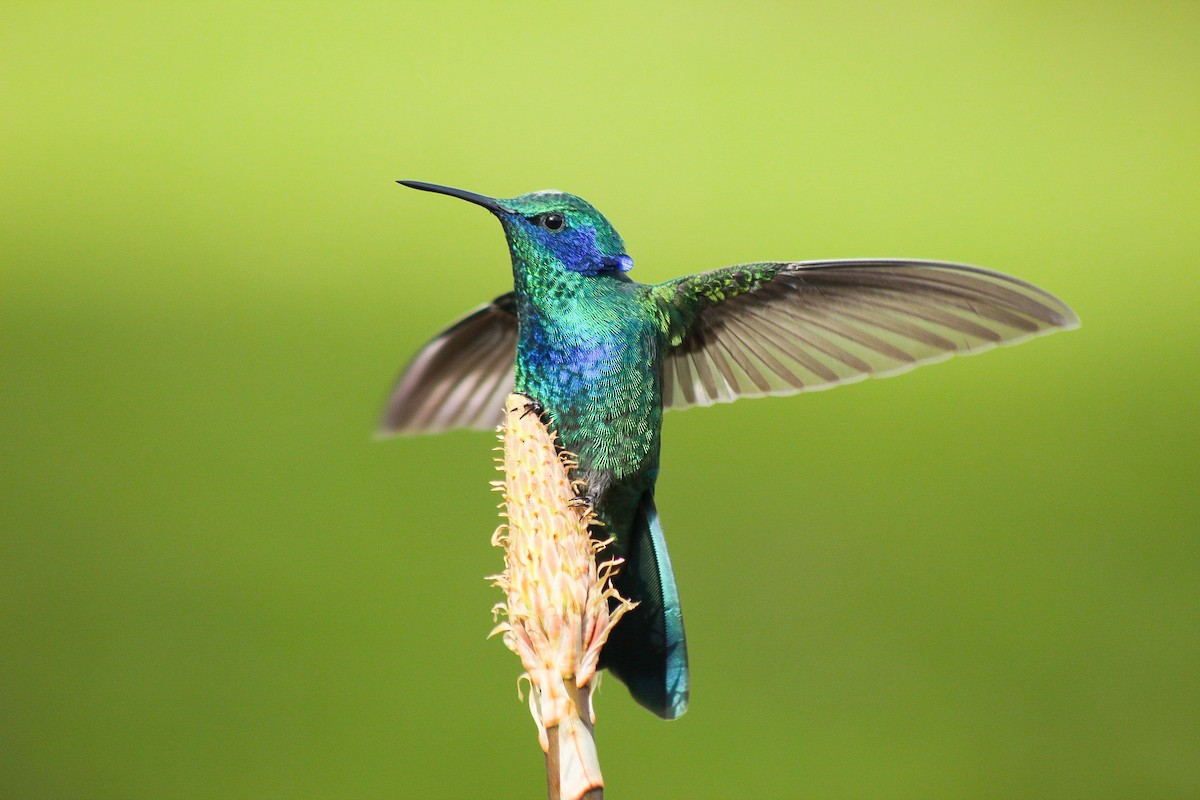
<box><xmin>490</xmin><ymin>394</ymin><xmax>635</xmax><ymax>800</ymax></box>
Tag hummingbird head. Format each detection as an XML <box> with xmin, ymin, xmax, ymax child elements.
<box><xmin>398</xmin><ymin>181</ymin><xmax>633</xmax><ymax>277</ymax></box>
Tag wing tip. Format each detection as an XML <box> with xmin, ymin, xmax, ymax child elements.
<box><xmin>375</xmin><ymin>404</ymin><xmax>420</xmax><ymax>439</ymax></box>
<box><xmin>372</xmin><ymin>424</ymin><xmax>402</xmax><ymax>441</ymax></box>
<box><xmin>1052</xmin><ymin>305</ymin><xmax>1082</xmax><ymax>331</ymax></box>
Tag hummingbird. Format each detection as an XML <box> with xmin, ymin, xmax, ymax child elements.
<box><xmin>379</xmin><ymin>181</ymin><xmax>1078</xmax><ymax>720</ymax></box>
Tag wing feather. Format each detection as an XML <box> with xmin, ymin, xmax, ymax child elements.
<box><xmin>378</xmin><ymin>294</ymin><xmax>518</xmax><ymax>434</ymax></box>
<box><xmin>659</xmin><ymin>260</ymin><xmax>1077</xmax><ymax>410</ymax></box>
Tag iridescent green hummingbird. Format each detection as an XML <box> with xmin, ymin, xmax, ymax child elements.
<box><xmin>379</xmin><ymin>181</ymin><xmax>1078</xmax><ymax>720</ymax></box>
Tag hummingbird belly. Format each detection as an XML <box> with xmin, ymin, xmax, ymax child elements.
<box><xmin>515</xmin><ymin>315</ymin><xmax>663</xmax><ymax>547</ymax></box>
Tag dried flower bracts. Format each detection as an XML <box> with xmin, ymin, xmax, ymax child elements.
<box><xmin>489</xmin><ymin>394</ymin><xmax>635</xmax><ymax>800</ymax></box>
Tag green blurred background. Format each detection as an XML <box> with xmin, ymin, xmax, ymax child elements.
<box><xmin>3</xmin><ymin>2</ymin><xmax>1198</xmax><ymax>798</ymax></box>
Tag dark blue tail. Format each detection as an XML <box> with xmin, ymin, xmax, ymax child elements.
<box><xmin>600</xmin><ymin>489</ymin><xmax>690</xmax><ymax>719</ymax></box>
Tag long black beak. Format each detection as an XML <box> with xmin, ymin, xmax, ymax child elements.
<box><xmin>396</xmin><ymin>180</ymin><xmax>505</xmax><ymax>213</ymax></box>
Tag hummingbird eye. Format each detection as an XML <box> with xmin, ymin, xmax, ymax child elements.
<box><xmin>540</xmin><ymin>213</ymin><xmax>565</xmax><ymax>231</ymax></box>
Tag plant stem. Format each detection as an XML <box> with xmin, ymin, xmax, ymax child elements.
<box><xmin>545</xmin><ymin>723</ymin><xmax>560</xmax><ymax>800</ymax></box>
<box><xmin>544</xmin><ymin>680</ymin><xmax>602</xmax><ymax>800</ymax></box>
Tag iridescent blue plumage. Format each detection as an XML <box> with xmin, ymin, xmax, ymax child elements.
<box><xmin>381</xmin><ymin>181</ymin><xmax>1079</xmax><ymax>720</ymax></box>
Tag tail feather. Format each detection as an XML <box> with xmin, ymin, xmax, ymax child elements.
<box><xmin>600</xmin><ymin>489</ymin><xmax>689</xmax><ymax>719</ymax></box>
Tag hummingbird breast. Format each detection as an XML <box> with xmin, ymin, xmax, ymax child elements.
<box><xmin>513</xmin><ymin>285</ymin><xmax>664</xmax><ymax>535</ymax></box>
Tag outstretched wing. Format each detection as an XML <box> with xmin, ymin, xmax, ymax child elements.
<box><xmin>378</xmin><ymin>293</ymin><xmax>518</xmax><ymax>434</ymax></box>
<box><xmin>653</xmin><ymin>259</ymin><xmax>1078</xmax><ymax>409</ymax></box>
